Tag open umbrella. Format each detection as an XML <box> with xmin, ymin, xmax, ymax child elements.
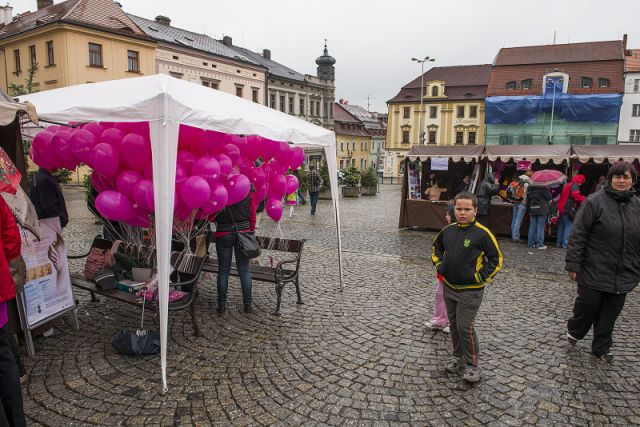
<box><xmin>529</xmin><ymin>169</ymin><xmax>567</xmax><ymax>187</ymax></box>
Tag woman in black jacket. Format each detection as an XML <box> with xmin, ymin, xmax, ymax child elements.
<box><xmin>526</xmin><ymin>186</ymin><xmax>552</xmax><ymax>249</ymax></box>
<box><xmin>565</xmin><ymin>161</ymin><xmax>640</xmax><ymax>362</ymax></box>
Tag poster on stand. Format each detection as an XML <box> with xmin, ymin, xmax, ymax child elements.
<box><xmin>431</xmin><ymin>157</ymin><xmax>449</xmax><ymax>171</ymax></box>
<box><xmin>20</xmin><ymin>217</ymin><xmax>75</xmax><ymax>327</ymax></box>
<box><xmin>407</xmin><ymin>161</ymin><xmax>422</xmax><ymax>199</ymax></box>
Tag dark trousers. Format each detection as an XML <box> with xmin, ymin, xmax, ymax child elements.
<box><xmin>0</xmin><ymin>324</ymin><xmax>26</xmax><ymax>427</ymax></box>
<box><xmin>215</xmin><ymin>233</ymin><xmax>252</xmax><ymax>307</ymax></box>
<box><xmin>309</xmin><ymin>191</ymin><xmax>320</xmax><ymax>214</ymax></box>
<box><xmin>443</xmin><ymin>286</ymin><xmax>484</xmax><ymax>368</ymax></box>
<box><xmin>568</xmin><ymin>285</ymin><xmax>627</xmax><ymax>356</ymax></box>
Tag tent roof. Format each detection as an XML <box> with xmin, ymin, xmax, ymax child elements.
<box><xmin>18</xmin><ymin>74</ymin><xmax>334</xmax><ymax>148</ymax></box>
<box><xmin>572</xmin><ymin>144</ymin><xmax>640</xmax><ymax>163</ymax></box>
<box><xmin>483</xmin><ymin>144</ymin><xmax>571</xmax><ymax>164</ymax></box>
<box><xmin>405</xmin><ymin>144</ymin><xmax>483</xmax><ymax>162</ymax></box>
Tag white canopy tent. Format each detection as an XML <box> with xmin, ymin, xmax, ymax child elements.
<box><xmin>19</xmin><ymin>74</ymin><xmax>344</xmax><ymax>393</ymax></box>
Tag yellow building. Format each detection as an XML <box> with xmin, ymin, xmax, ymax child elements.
<box><xmin>386</xmin><ymin>64</ymin><xmax>491</xmax><ymax>177</ymax></box>
<box><xmin>334</xmin><ymin>102</ymin><xmax>372</xmax><ymax>171</ymax></box>
<box><xmin>0</xmin><ymin>0</ymin><xmax>156</xmax><ymax>95</ymax></box>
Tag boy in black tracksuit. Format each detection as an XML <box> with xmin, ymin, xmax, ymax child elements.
<box><xmin>432</xmin><ymin>192</ymin><xmax>502</xmax><ymax>383</ymax></box>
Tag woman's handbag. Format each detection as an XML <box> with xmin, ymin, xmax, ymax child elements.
<box><xmin>83</xmin><ymin>237</ymin><xmax>115</xmax><ymax>280</ymax></box>
<box><xmin>237</xmin><ymin>231</ymin><xmax>261</xmax><ymax>259</ymax></box>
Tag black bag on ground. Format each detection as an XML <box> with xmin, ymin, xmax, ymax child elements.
<box><xmin>237</xmin><ymin>231</ymin><xmax>261</xmax><ymax>259</ymax></box>
<box><xmin>112</xmin><ymin>330</ymin><xmax>160</xmax><ymax>355</ymax></box>
<box><xmin>94</xmin><ymin>268</ymin><xmax>118</xmax><ymax>290</ymax></box>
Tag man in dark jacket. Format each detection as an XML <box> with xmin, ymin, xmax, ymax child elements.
<box><xmin>28</xmin><ymin>167</ymin><xmax>68</xmax><ymax>228</ymax></box>
<box><xmin>565</xmin><ymin>162</ymin><xmax>640</xmax><ymax>362</ymax></box>
<box><xmin>526</xmin><ymin>186</ymin><xmax>552</xmax><ymax>249</ymax></box>
<box><xmin>475</xmin><ymin>175</ymin><xmax>498</xmax><ymax>227</ymax></box>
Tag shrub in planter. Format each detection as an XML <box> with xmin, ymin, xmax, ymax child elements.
<box><xmin>360</xmin><ymin>168</ymin><xmax>378</xmax><ymax>196</ymax></box>
<box><xmin>343</xmin><ymin>166</ymin><xmax>361</xmax><ymax>187</ymax></box>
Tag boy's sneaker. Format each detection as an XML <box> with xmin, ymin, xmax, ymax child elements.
<box><xmin>537</xmin><ymin>245</ymin><xmax>548</xmax><ymax>250</ymax></box>
<box><xmin>462</xmin><ymin>366</ymin><xmax>481</xmax><ymax>383</ymax></box>
<box><xmin>595</xmin><ymin>352</ymin><xmax>614</xmax><ymax>363</ymax></box>
<box><xmin>442</xmin><ymin>325</ymin><xmax>450</xmax><ymax>333</ymax></box>
<box><xmin>567</xmin><ymin>333</ymin><xmax>579</xmax><ymax>346</ymax></box>
<box><xmin>424</xmin><ymin>320</ymin><xmax>446</xmax><ymax>331</ymax></box>
<box><xmin>445</xmin><ymin>358</ymin><xmax>461</xmax><ymax>373</ymax></box>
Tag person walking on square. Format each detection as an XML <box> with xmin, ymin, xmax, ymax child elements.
<box><xmin>28</xmin><ymin>167</ymin><xmax>69</xmax><ymax>228</ymax></box>
<box><xmin>432</xmin><ymin>192</ymin><xmax>503</xmax><ymax>383</ymax></box>
<box><xmin>307</xmin><ymin>165</ymin><xmax>323</xmax><ymax>215</ymax></box>
<box><xmin>507</xmin><ymin>176</ymin><xmax>527</xmax><ymax>242</ymax></box>
<box><xmin>526</xmin><ymin>185</ymin><xmax>552</xmax><ymax>249</ymax></box>
<box><xmin>565</xmin><ymin>162</ymin><xmax>640</xmax><ymax>363</ymax></box>
<box><xmin>475</xmin><ymin>174</ymin><xmax>498</xmax><ymax>227</ymax></box>
<box><xmin>286</xmin><ymin>190</ymin><xmax>298</xmax><ymax>218</ymax></box>
<box><xmin>556</xmin><ymin>174</ymin><xmax>585</xmax><ymax>248</ymax></box>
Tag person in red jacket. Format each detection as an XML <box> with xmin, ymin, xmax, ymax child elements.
<box><xmin>556</xmin><ymin>175</ymin><xmax>586</xmax><ymax>249</ymax></box>
<box><xmin>0</xmin><ymin>196</ymin><xmax>26</xmax><ymax>427</ymax></box>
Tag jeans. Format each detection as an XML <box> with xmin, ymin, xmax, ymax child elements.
<box><xmin>510</xmin><ymin>203</ymin><xmax>526</xmax><ymax>240</ymax></box>
<box><xmin>556</xmin><ymin>215</ymin><xmax>573</xmax><ymax>247</ymax></box>
<box><xmin>0</xmin><ymin>324</ymin><xmax>25</xmax><ymax>427</ymax></box>
<box><xmin>527</xmin><ymin>214</ymin><xmax>547</xmax><ymax>248</ymax></box>
<box><xmin>309</xmin><ymin>191</ymin><xmax>320</xmax><ymax>214</ymax></box>
<box><xmin>215</xmin><ymin>233</ymin><xmax>252</xmax><ymax>307</ymax></box>
<box><xmin>297</xmin><ymin>189</ymin><xmax>306</xmax><ymax>204</ymax></box>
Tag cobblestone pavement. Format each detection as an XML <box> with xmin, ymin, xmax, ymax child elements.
<box><xmin>21</xmin><ymin>184</ymin><xmax>640</xmax><ymax>426</ymax></box>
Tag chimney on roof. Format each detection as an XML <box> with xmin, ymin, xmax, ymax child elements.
<box><xmin>623</xmin><ymin>33</ymin><xmax>632</xmax><ymax>56</ymax></box>
<box><xmin>263</xmin><ymin>49</ymin><xmax>271</xmax><ymax>60</ymax></box>
<box><xmin>0</xmin><ymin>5</ymin><xmax>12</xmax><ymax>25</ymax></box>
<box><xmin>222</xmin><ymin>36</ymin><xmax>232</xmax><ymax>47</ymax></box>
<box><xmin>155</xmin><ymin>15</ymin><xmax>171</xmax><ymax>26</ymax></box>
<box><xmin>37</xmin><ymin>0</ymin><xmax>53</xmax><ymax>10</ymax></box>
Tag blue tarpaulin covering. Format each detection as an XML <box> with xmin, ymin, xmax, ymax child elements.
<box><xmin>485</xmin><ymin>94</ymin><xmax>623</xmax><ymax>124</ymax></box>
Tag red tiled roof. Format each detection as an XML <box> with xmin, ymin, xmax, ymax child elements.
<box><xmin>627</xmin><ymin>49</ymin><xmax>640</xmax><ymax>72</ymax></box>
<box><xmin>333</xmin><ymin>103</ymin><xmax>359</xmax><ymax>123</ymax></box>
<box><xmin>0</xmin><ymin>0</ymin><xmax>149</xmax><ymax>40</ymax></box>
<box><xmin>334</xmin><ymin>103</ymin><xmax>371</xmax><ymax>137</ymax></box>
<box><xmin>494</xmin><ymin>40</ymin><xmax>624</xmax><ymax>66</ymax></box>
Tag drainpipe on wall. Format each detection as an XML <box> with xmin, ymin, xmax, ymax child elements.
<box><xmin>1</xmin><ymin>48</ymin><xmax>8</xmax><ymax>93</ymax></box>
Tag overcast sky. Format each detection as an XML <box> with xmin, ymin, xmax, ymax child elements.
<box><xmin>11</xmin><ymin>0</ymin><xmax>640</xmax><ymax>112</ymax></box>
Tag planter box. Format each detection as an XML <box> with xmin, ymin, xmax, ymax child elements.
<box><xmin>361</xmin><ymin>185</ymin><xmax>377</xmax><ymax>196</ymax></box>
<box><xmin>342</xmin><ymin>186</ymin><xmax>361</xmax><ymax>197</ymax></box>
<box><xmin>318</xmin><ymin>189</ymin><xmax>332</xmax><ymax>200</ymax></box>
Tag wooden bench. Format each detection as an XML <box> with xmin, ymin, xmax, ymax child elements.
<box><xmin>69</xmin><ymin>247</ymin><xmax>208</xmax><ymax>337</ymax></box>
<box><xmin>202</xmin><ymin>236</ymin><xmax>305</xmax><ymax>315</ymax></box>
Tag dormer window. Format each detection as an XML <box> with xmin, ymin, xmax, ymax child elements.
<box><xmin>581</xmin><ymin>77</ymin><xmax>592</xmax><ymax>88</ymax></box>
<box><xmin>521</xmin><ymin>79</ymin><xmax>532</xmax><ymax>90</ymax></box>
<box><xmin>598</xmin><ymin>78</ymin><xmax>610</xmax><ymax>88</ymax></box>
<box><xmin>506</xmin><ymin>81</ymin><xmax>516</xmax><ymax>91</ymax></box>
<box><xmin>431</xmin><ymin>86</ymin><xmax>439</xmax><ymax>97</ymax></box>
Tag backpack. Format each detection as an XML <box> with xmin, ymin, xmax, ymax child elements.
<box><xmin>507</xmin><ymin>182</ymin><xmax>524</xmax><ymax>203</ymax></box>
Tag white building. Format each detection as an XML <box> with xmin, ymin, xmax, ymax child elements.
<box><xmin>618</xmin><ymin>50</ymin><xmax>640</xmax><ymax>143</ymax></box>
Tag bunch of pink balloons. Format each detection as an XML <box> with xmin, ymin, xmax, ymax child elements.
<box><xmin>30</xmin><ymin>122</ymin><xmax>306</xmax><ymax>225</ymax></box>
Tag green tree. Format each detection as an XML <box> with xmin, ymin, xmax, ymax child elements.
<box><xmin>319</xmin><ymin>162</ymin><xmax>330</xmax><ymax>191</ymax></box>
<box><xmin>9</xmin><ymin>62</ymin><xmax>39</xmax><ymax>96</ymax></box>
<box><xmin>343</xmin><ymin>166</ymin><xmax>361</xmax><ymax>187</ymax></box>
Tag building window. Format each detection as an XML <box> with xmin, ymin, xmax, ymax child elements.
<box><xmin>520</xmin><ymin>135</ymin><xmax>533</xmax><ymax>145</ymax></box>
<box><xmin>506</xmin><ymin>81</ymin><xmax>516</xmax><ymax>91</ymax></box>
<box><xmin>429</xmin><ymin>106</ymin><xmax>437</xmax><ymax>118</ymax></box>
<box><xmin>428</xmin><ymin>130</ymin><xmax>437</xmax><ymax>144</ymax></box>
<box><xmin>89</xmin><ymin>43</ymin><xmax>102</xmax><ymax>67</ymax></box>
<box><xmin>570</xmin><ymin>135</ymin><xmax>587</xmax><ymax>145</ymax></box>
<box><xmin>598</xmin><ymin>78</ymin><xmax>610</xmax><ymax>88</ymax></box>
<box><xmin>280</xmin><ymin>95</ymin><xmax>286</xmax><ymax>112</ymax></box>
<box><xmin>340</xmin><ymin>159</ymin><xmax>344</xmax><ymax>169</ymax></box>
<box><xmin>13</xmin><ymin>49</ymin><xmax>20</xmax><ymax>73</ymax></box>
<box><xmin>28</xmin><ymin>45</ymin><xmax>36</xmax><ymax>66</ymax></box>
<box><xmin>46</xmin><ymin>41</ymin><xmax>54</xmax><ymax>66</ymax></box>
<box><xmin>299</xmin><ymin>98</ymin><xmax>305</xmax><ymax>115</ymax></box>
<box><xmin>251</xmin><ymin>88</ymin><xmax>259</xmax><ymax>103</ymax></box>
<box><xmin>630</xmin><ymin>130</ymin><xmax>640</xmax><ymax>142</ymax></box>
<box><xmin>633</xmin><ymin>104</ymin><xmax>640</xmax><ymax>117</ymax></box>
<box><xmin>469</xmin><ymin>106</ymin><xmax>478</xmax><ymax>118</ymax></box>
<box><xmin>635</xmin><ymin>79</ymin><xmax>640</xmax><ymax>93</ymax></box>
<box><xmin>340</xmin><ymin>142</ymin><xmax>344</xmax><ymax>151</ymax></box>
<box><xmin>270</xmin><ymin>94</ymin><xmax>276</xmax><ymax>109</ymax></box>
<box><xmin>403</xmin><ymin>107</ymin><xmax>411</xmax><ymax>118</ymax></box>
<box><xmin>127</xmin><ymin>50</ymin><xmax>139</xmax><ymax>72</ymax></box>
<box><xmin>289</xmin><ymin>97</ymin><xmax>294</xmax><ymax>114</ymax></box>
<box><xmin>468</xmin><ymin>131</ymin><xmax>477</xmax><ymax>145</ymax></box>
<box><xmin>168</xmin><ymin>71</ymin><xmax>183</xmax><ymax>79</ymax></box>
<box><xmin>431</xmin><ymin>86</ymin><xmax>439</xmax><ymax>97</ymax></box>
<box><xmin>236</xmin><ymin>86</ymin><xmax>244</xmax><ymax>97</ymax></box>
<box><xmin>310</xmin><ymin>101</ymin><xmax>315</xmax><ymax>116</ymax></box>
<box><xmin>581</xmin><ymin>77</ymin><xmax>592</xmax><ymax>88</ymax></box>
<box><xmin>325</xmin><ymin>102</ymin><xmax>330</xmax><ymax>118</ymax></box>
<box><xmin>455</xmin><ymin>131</ymin><xmax>464</xmax><ymax>144</ymax></box>
<box><xmin>402</xmin><ymin>130</ymin><xmax>410</xmax><ymax>143</ymax></box>
<box><xmin>316</xmin><ymin>101</ymin><xmax>321</xmax><ymax>117</ymax></box>
<box><xmin>521</xmin><ymin>79</ymin><xmax>532</xmax><ymax>90</ymax></box>
<box><xmin>591</xmin><ymin>136</ymin><xmax>607</xmax><ymax>145</ymax></box>
<box><xmin>457</xmin><ymin>106</ymin><xmax>465</xmax><ymax>118</ymax></box>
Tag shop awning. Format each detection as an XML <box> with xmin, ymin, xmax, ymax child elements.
<box><xmin>483</xmin><ymin>144</ymin><xmax>571</xmax><ymax>164</ymax></box>
<box><xmin>405</xmin><ymin>145</ymin><xmax>484</xmax><ymax>162</ymax></box>
<box><xmin>572</xmin><ymin>145</ymin><xmax>640</xmax><ymax>163</ymax></box>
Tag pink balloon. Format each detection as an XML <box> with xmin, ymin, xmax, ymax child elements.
<box><xmin>260</xmin><ymin>138</ymin><xmax>279</xmax><ymax>162</ymax></box>
<box><xmin>100</xmin><ymin>128</ymin><xmax>124</xmax><ymax>151</ymax></box>
<box><xmin>213</xmin><ymin>153</ymin><xmax>233</xmax><ymax>177</ymax></box>
<box><xmin>243</xmin><ymin>135</ymin><xmax>262</xmax><ymax>161</ymax></box>
<box><xmin>236</xmin><ymin>158</ymin><xmax>253</xmax><ymax>175</ymax></box>
<box><xmin>226</xmin><ymin>134</ymin><xmax>247</xmax><ymax>153</ymax></box>
<box><xmin>265</xmin><ymin>197</ymin><xmax>283</xmax><ymax>222</ymax></box>
<box><xmin>91</xmin><ymin>173</ymin><xmax>115</xmax><ymax>192</ymax></box>
<box><xmin>31</xmin><ymin>131</ymin><xmax>57</xmax><ymax>170</ymax></box>
<box><xmin>116</xmin><ymin>170</ymin><xmax>142</xmax><ymax>201</ymax></box>
<box><xmin>69</xmin><ymin>129</ymin><xmax>96</xmax><ymax>164</ymax></box>
<box><xmin>248</xmin><ymin>167</ymin><xmax>266</xmax><ymax>188</ymax></box>
<box><xmin>175</xmin><ymin>164</ymin><xmax>187</xmax><ymax>192</ymax></box>
<box><xmin>177</xmin><ymin>151</ymin><xmax>196</xmax><ymax>175</ymax></box>
<box><xmin>174</xmin><ymin>201</ymin><xmax>193</xmax><ymax>221</ymax></box>
<box><xmin>44</xmin><ymin>125</ymin><xmax>60</xmax><ymax>134</ymax></box>
<box><xmin>222</xmin><ymin>143</ymin><xmax>240</xmax><ymax>165</ymax></box>
<box><xmin>51</xmin><ymin>131</ymin><xmax>77</xmax><ymax>169</ymax></box>
<box><xmin>90</xmin><ymin>143</ymin><xmax>121</xmax><ymax>178</ymax></box>
<box><xmin>274</xmin><ymin>141</ymin><xmax>290</xmax><ymax>164</ymax></box>
<box><xmin>289</xmin><ymin>147</ymin><xmax>305</xmax><ymax>170</ymax></box>
<box><xmin>224</xmin><ymin>174</ymin><xmax>251</xmax><ymax>205</ymax></box>
<box><xmin>143</xmin><ymin>162</ymin><xmax>153</xmax><ymax>180</ymax></box>
<box><xmin>99</xmin><ymin>122</ymin><xmax>116</xmax><ymax>129</ymax></box>
<box><xmin>269</xmin><ymin>160</ymin><xmax>287</xmax><ymax>176</ymax></box>
<box><xmin>95</xmin><ymin>190</ymin><xmax>136</xmax><ymax>221</ymax></box>
<box><xmin>83</xmin><ymin>122</ymin><xmax>105</xmax><ymax>140</ymax></box>
<box><xmin>178</xmin><ymin>125</ymin><xmax>204</xmax><ymax>154</ymax></box>
<box><xmin>268</xmin><ymin>174</ymin><xmax>287</xmax><ymax>198</ymax></box>
<box><xmin>285</xmin><ymin>175</ymin><xmax>299</xmax><ymax>194</ymax></box>
<box><xmin>200</xmin><ymin>130</ymin><xmax>225</xmax><ymax>154</ymax></box>
<box><xmin>181</xmin><ymin>176</ymin><xmax>210</xmax><ymax>209</ymax></box>
<box><xmin>201</xmin><ymin>182</ymin><xmax>228</xmax><ymax>214</ymax></box>
<box><xmin>113</xmin><ymin>122</ymin><xmax>132</xmax><ymax>134</ymax></box>
<box><xmin>133</xmin><ymin>179</ymin><xmax>154</xmax><ymax>211</ymax></box>
<box><xmin>121</xmin><ymin>133</ymin><xmax>151</xmax><ymax>172</ymax></box>
<box><xmin>191</xmin><ymin>155</ymin><xmax>220</xmax><ymax>186</ymax></box>
<box><xmin>128</xmin><ymin>122</ymin><xmax>150</xmax><ymax>139</ymax></box>
<box><xmin>254</xmin><ymin>183</ymin><xmax>267</xmax><ymax>202</ymax></box>
<box><xmin>128</xmin><ymin>205</ymin><xmax>151</xmax><ymax>227</ymax></box>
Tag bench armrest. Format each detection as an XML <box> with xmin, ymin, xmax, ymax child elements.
<box><xmin>67</xmin><ymin>249</ymin><xmax>91</xmax><ymax>260</ymax></box>
<box><xmin>275</xmin><ymin>258</ymin><xmax>301</xmax><ymax>280</ymax></box>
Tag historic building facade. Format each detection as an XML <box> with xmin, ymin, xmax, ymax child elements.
<box><xmin>0</xmin><ymin>0</ymin><xmax>156</xmax><ymax>94</ymax></box>
<box><xmin>340</xmin><ymin>104</ymin><xmax>386</xmax><ymax>170</ymax></box>
<box><xmin>618</xmin><ymin>49</ymin><xmax>640</xmax><ymax>143</ymax></box>
<box><xmin>334</xmin><ymin>102</ymin><xmax>372</xmax><ymax>171</ymax></box>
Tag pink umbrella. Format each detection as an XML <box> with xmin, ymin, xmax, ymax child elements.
<box><xmin>529</xmin><ymin>169</ymin><xmax>567</xmax><ymax>187</ymax></box>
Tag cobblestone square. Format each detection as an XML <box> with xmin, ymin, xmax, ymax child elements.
<box><xmin>21</xmin><ymin>184</ymin><xmax>640</xmax><ymax>426</ymax></box>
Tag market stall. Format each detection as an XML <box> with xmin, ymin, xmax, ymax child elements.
<box><xmin>399</xmin><ymin>145</ymin><xmax>483</xmax><ymax>230</ymax></box>
<box><xmin>571</xmin><ymin>145</ymin><xmax>640</xmax><ymax>195</ymax></box>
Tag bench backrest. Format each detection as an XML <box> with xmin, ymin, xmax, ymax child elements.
<box><xmin>256</xmin><ymin>236</ymin><xmax>304</xmax><ymax>254</ymax></box>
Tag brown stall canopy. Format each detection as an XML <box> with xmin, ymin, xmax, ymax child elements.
<box><xmin>405</xmin><ymin>144</ymin><xmax>484</xmax><ymax>162</ymax></box>
<box><xmin>483</xmin><ymin>144</ymin><xmax>572</xmax><ymax>164</ymax></box>
<box><xmin>572</xmin><ymin>145</ymin><xmax>640</xmax><ymax>164</ymax></box>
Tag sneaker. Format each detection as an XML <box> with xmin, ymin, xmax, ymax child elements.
<box><xmin>445</xmin><ymin>358</ymin><xmax>461</xmax><ymax>373</ymax></box>
<box><xmin>424</xmin><ymin>320</ymin><xmax>446</xmax><ymax>331</ymax></box>
<box><xmin>537</xmin><ymin>245</ymin><xmax>548</xmax><ymax>250</ymax></box>
<box><xmin>596</xmin><ymin>353</ymin><xmax>614</xmax><ymax>363</ymax></box>
<box><xmin>512</xmin><ymin>238</ymin><xmax>523</xmax><ymax>243</ymax></box>
<box><xmin>562</xmin><ymin>244</ymin><xmax>568</xmax><ymax>249</ymax></box>
<box><xmin>442</xmin><ymin>325</ymin><xmax>450</xmax><ymax>333</ymax></box>
<box><xmin>244</xmin><ymin>304</ymin><xmax>253</xmax><ymax>313</ymax></box>
<box><xmin>216</xmin><ymin>304</ymin><xmax>227</xmax><ymax>314</ymax></box>
<box><xmin>462</xmin><ymin>367</ymin><xmax>481</xmax><ymax>383</ymax></box>
<box><xmin>567</xmin><ymin>333</ymin><xmax>579</xmax><ymax>346</ymax></box>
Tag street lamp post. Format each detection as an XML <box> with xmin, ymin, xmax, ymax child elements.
<box><xmin>411</xmin><ymin>56</ymin><xmax>435</xmax><ymax>145</ymax></box>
